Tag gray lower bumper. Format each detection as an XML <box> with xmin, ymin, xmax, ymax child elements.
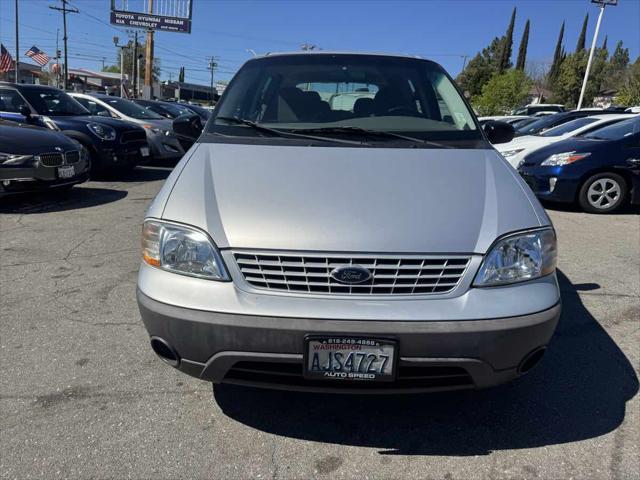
<box><xmin>137</xmin><ymin>289</ymin><xmax>561</xmax><ymax>393</ymax></box>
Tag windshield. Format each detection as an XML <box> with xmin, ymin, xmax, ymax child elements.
<box><xmin>20</xmin><ymin>88</ymin><xmax>89</xmax><ymax>116</ymax></box>
<box><xmin>583</xmin><ymin>117</ymin><xmax>640</xmax><ymax>140</ymax></box>
<box><xmin>100</xmin><ymin>97</ymin><xmax>163</xmax><ymax>119</ymax></box>
<box><xmin>515</xmin><ymin>114</ymin><xmax>560</xmax><ymax>135</ymax></box>
<box><xmin>539</xmin><ymin>117</ymin><xmax>598</xmax><ymax>137</ymax></box>
<box><xmin>210</xmin><ymin>54</ymin><xmax>479</xmax><ymax>141</ymax></box>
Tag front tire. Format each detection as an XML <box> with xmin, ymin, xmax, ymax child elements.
<box><xmin>578</xmin><ymin>173</ymin><xmax>627</xmax><ymax>213</ymax></box>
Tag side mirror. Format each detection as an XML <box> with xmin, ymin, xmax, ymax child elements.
<box><xmin>173</xmin><ymin>113</ymin><xmax>203</xmax><ymax>141</ymax></box>
<box><xmin>19</xmin><ymin>105</ymin><xmax>31</xmax><ymax>119</ymax></box>
<box><xmin>483</xmin><ymin>120</ymin><xmax>515</xmax><ymax>144</ymax></box>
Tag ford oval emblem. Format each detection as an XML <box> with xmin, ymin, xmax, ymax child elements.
<box><xmin>330</xmin><ymin>265</ymin><xmax>372</xmax><ymax>284</ymax></box>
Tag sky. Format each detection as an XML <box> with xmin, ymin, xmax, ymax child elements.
<box><xmin>1</xmin><ymin>0</ymin><xmax>639</xmax><ymax>87</ymax></box>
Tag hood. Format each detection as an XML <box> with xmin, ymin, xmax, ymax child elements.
<box><xmin>0</xmin><ymin>122</ymin><xmax>79</xmax><ymax>154</ymax></box>
<box><xmin>161</xmin><ymin>144</ymin><xmax>547</xmax><ymax>254</ymax></box>
<box><xmin>49</xmin><ymin>114</ymin><xmax>144</xmax><ymax>132</ymax></box>
<box><xmin>132</xmin><ymin>118</ymin><xmax>173</xmax><ymax>130</ymax></box>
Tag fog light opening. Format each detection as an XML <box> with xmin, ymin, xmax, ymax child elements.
<box><xmin>549</xmin><ymin>177</ymin><xmax>558</xmax><ymax>193</ymax></box>
<box><xmin>149</xmin><ymin>336</ymin><xmax>180</xmax><ymax>367</ymax></box>
<box><xmin>518</xmin><ymin>347</ymin><xmax>546</xmax><ymax>375</ymax></box>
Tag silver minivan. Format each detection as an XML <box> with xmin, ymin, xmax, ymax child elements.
<box><xmin>137</xmin><ymin>52</ymin><xmax>560</xmax><ymax>393</ymax></box>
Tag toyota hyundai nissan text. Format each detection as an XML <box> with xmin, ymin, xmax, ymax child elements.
<box><xmin>137</xmin><ymin>53</ymin><xmax>561</xmax><ymax>393</ymax></box>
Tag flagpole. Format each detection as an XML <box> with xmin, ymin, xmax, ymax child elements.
<box><xmin>14</xmin><ymin>0</ymin><xmax>19</xmax><ymax>83</ymax></box>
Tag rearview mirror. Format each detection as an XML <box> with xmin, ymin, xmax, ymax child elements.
<box><xmin>96</xmin><ymin>110</ymin><xmax>111</xmax><ymax>117</ymax></box>
<box><xmin>173</xmin><ymin>113</ymin><xmax>203</xmax><ymax>141</ymax></box>
<box><xmin>483</xmin><ymin>120</ymin><xmax>515</xmax><ymax>145</ymax></box>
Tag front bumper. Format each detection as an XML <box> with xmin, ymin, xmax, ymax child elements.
<box><xmin>147</xmin><ymin>133</ymin><xmax>184</xmax><ymax>161</ymax></box>
<box><xmin>96</xmin><ymin>141</ymin><xmax>150</xmax><ymax>168</ymax></box>
<box><xmin>137</xmin><ymin>283</ymin><xmax>561</xmax><ymax>393</ymax></box>
<box><xmin>519</xmin><ymin>166</ymin><xmax>579</xmax><ymax>203</ymax></box>
<box><xmin>0</xmin><ymin>161</ymin><xmax>90</xmax><ymax>195</ymax></box>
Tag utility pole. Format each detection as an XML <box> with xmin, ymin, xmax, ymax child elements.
<box><xmin>132</xmin><ymin>31</ymin><xmax>138</xmax><ymax>98</ymax></box>
<box><xmin>208</xmin><ymin>57</ymin><xmax>217</xmax><ymax>105</ymax></box>
<box><xmin>15</xmin><ymin>0</ymin><xmax>19</xmax><ymax>83</ymax></box>
<box><xmin>577</xmin><ymin>0</ymin><xmax>617</xmax><ymax>110</ymax></box>
<box><xmin>143</xmin><ymin>0</ymin><xmax>154</xmax><ymax>99</ymax></box>
<box><xmin>55</xmin><ymin>29</ymin><xmax>62</xmax><ymax>87</ymax></box>
<box><xmin>49</xmin><ymin>0</ymin><xmax>79</xmax><ymax>91</ymax></box>
<box><xmin>113</xmin><ymin>36</ymin><xmax>126</xmax><ymax>97</ymax></box>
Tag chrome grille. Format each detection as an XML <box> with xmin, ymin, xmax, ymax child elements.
<box><xmin>233</xmin><ymin>252</ymin><xmax>471</xmax><ymax>295</ymax></box>
<box><xmin>65</xmin><ymin>150</ymin><xmax>80</xmax><ymax>164</ymax></box>
<box><xmin>38</xmin><ymin>153</ymin><xmax>64</xmax><ymax>167</ymax></box>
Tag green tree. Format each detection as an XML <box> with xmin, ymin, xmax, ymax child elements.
<box><xmin>605</xmin><ymin>41</ymin><xmax>630</xmax><ymax>90</ymax></box>
<box><xmin>602</xmin><ymin>35</ymin><xmax>608</xmax><ymax>51</ymax></box>
<box><xmin>576</xmin><ymin>14</ymin><xmax>589</xmax><ymax>52</ymax></box>
<box><xmin>456</xmin><ymin>36</ymin><xmax>504</xmax><ymax>97</ymax></box>
<box><xmin>516</xmin><ymin>19</ymin><xmax>530</xmax><ymax>71</ymax></box>
<box><xmin>473</xmin><ymin>69</ymin><xmax>532</xmax><ymax>116</ymax></box>
<box><xmin>553</xmin><ymin>47</ymin><xmax>609</xmax><ymax>107</ymax></box>
<box><xmin>178</xmin><ymin>66</ymin><xmax>185</xmax><ymax>83</ymax></box>
<box><xmin>499</xmin><ymin>7</ymin><xmax>517</xmax><ymax>72</ymax></box>
<box><xmin>616</xmin><ymin>57</ymin><xmax>640</xmax><ymax>106</ymax></box>
<box><xmin>548</xmin><ymin>21</ymin><xmax>566</xmax><ymax>84</ymax></box>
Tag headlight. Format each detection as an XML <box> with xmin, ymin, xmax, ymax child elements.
<box><xmin>143</xmin><ymin>124</ymin><xmax>170</xmax><ymax>136</ymax></box>
<box><xmin>0</xmin><ymin>153</ymin><xmax>35</xmax><ymax>166</ymax></box>
<box><xmin>87</xmin><ymin>122</ymin><xmax>116</xmax><ymax>141</ymax></box>
<box><xmin>141</xmin><ymin>219</ymin><xmax>229</xmax><ymax>281</ymax></box>
<box><xmin>541</xmin><ymin>151</ymin><xmax>591</xmax><ymax>166</ymax></box>
<box><xmin>500</xmin><ymin>148</ymin><xmax>525</xmax><ymax>158</ymax></box>
<box><xmin>474</xmin><ymin>228</ymin><xmax>557</xmax><ymax>287</ymax></box>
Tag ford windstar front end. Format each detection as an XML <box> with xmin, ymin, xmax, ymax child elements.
<box><xmin>137</xmin><ymin>52</ymin><xmax>560</xmax><ymax>393</ymax></box>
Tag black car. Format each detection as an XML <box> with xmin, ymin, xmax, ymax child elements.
<box><xmin>0</xmin><ymin>119</ymin><xmax>90</xmax><ymax>197</ymax></box>
<box><xmin>518</xmin><ymin>116</ymin><xmax>640</xmax><ymax>213</ymax></box>
<box><xmin>0</xmin><ymin>83</ymin><xmax>149</xmax><ymax>173</ymax></box>
<box><xmin>178</xmin><ymin>103</ymin><xmax>211</xmax><ymax>121</ymax></box>
<box><xmin>133</xmin><ymin>99</ymin><xmax>193</xmax><ymax>119</ymax></box>
<box><xmin>514</xmin><ymin>109</ymin><xmax>624</xmax><ymax>137</ymax></box>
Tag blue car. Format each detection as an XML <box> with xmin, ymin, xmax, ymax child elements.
<box><xmin>518</xmin><ymin>116</ymin><xmax>640</xmax><ymax>213</ymax></box>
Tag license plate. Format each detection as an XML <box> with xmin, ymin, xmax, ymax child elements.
<box><xmin>140</xmin><ymin>146</ymin><xmax>150</xmax><ymax>157</ymax></box>
<box><xmin>304</xmin><ymin>336</ymin><xmax>397</xmax><ymax>382</ymax></box>
<box><xmin>57</xmin><ymin>166</ymin><xmax>75</xmax><ymax>179</ymax></box>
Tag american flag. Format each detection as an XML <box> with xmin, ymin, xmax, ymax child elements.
<box><xmin>0</xmin><ymin>44</ymin><xmax>14</xmax><ymax>73</ymax></box>
<box><xmin>25</xmin><ymin>46</ymin><xmax>50</xmax><ymax>66</ymax></box>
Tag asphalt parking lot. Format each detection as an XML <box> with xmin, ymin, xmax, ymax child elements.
<box><xmin>1</xmin><ymin>166</ymin><xmax>638</xmax><ymax>480</ymax></box>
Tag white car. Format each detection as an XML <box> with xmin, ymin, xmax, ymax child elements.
<box><xmin>497</xmin><ymin>114</ymin><xmax>636</xmax><ymax>167</ymax></box>
<box><xmin>478</xmin><ymin>115</ymin><xmax>530</xmax><ymax>125</ymax></box>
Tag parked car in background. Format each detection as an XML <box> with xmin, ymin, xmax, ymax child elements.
<box><xmin>138</xmin><ymin>52</ymin><xmax>560</xmax><ymax>394</ymax></box>
<box><xmin>133</xmin><ymin>99</ymin><xmax>192</xmax><ymax>119</ymax></box>
<box><xmin>510</xmin><ymin>117</ymin><xmax>539</xmax><ymax>130</ymax></box>
<box><xmin>512</xmin><ymin>104</ymin><xmax>564</xmax><ymax>115</ymax></box>
<box><xmin>498</xmin><ymin>114</ymin><xmax>636</xmax><ymax>167</ymax></box>
<box><xmin>178</xmin><ymin>103</ymin><xmax>211</xmax><ymax>121</ymax></box>
<box><xmin>518</xmin><ymin>116</ymin><xmax>640</xmax><ymax>213</ymax></box>
<box><xmin>70</xmin><ymin>93</ymin><xmax>185</xmax><ymax>162</ymax></box>
<box><xmin>514</xmin><ymin>109</ymin><xmax>625</xmax><ymax>137</ymax></box>
<box><xmin>478</xmin><ymin>115</ymin><xmax>530</xmax><ymax>126</ymax></box>
<box><xmin>0</xmin><ymin>83</ymin><xmax>149</xmax><ymax>174</ymax></box>
<box><xmin>0</xmin><ymin>119</ymin><xmax>90</xmax><ymax>197</ymax></box>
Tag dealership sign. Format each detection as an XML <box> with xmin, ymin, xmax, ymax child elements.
<box><xmin>110</xmin><ymin>9</ymin><xmax>191</xmax><ymax>33</ymax></box>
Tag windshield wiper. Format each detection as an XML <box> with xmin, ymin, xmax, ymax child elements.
<box><xmin>215</xmin><ymin>116</ymin><xmax>363</xmax><ymax>145</ymax></box>
<box><xmin>292</xmin><ymin>126</ymin><xmax>453</xmax><ymax>149</ymax></box>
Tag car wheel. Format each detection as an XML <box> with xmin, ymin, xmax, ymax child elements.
<box><xmin>578</xmin><ymin>173</ymin><xmax>627</xmax><ymax>213</ymax></box>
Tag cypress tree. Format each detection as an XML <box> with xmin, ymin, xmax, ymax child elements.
<box><xmin>548</xmin><ymin>21</ymin><xmax>565</xmax><ymax>82</ymax></box>
<box><xmin>516</xmin><ymin>19</ymin><xmax>530</xmax><ymax>71</ymax></box>
<box><xmin>576</xmin><ymin>13</ymin><xmax>589</xmax><ymax>52</ymax></box>
<box><xmin>602</xmin><ymin>35</ymin><xmax>608</xmax><ymax>51</ymax></box>
<box><xmin>499</xmin><ymin>7</ymin><xmax>517</xmax><ymax>72</ymax></box>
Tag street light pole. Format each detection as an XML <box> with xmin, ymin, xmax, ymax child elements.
<box><xmin>577</xmin><ymin>0</ymin><xmax>617</xmax><ymax>110</ymax></box>
<box><xmin>15</xmin><ymin>0</ymin><xmax>19</xmax><ymax>83</ymax></box>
